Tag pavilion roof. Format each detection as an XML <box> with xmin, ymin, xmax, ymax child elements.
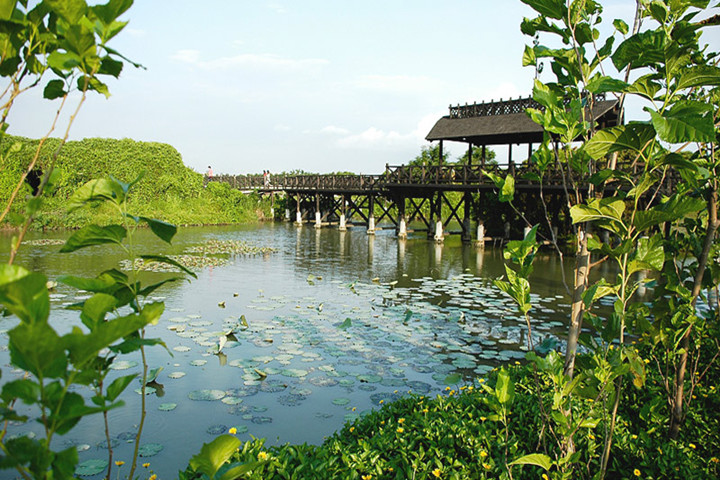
<box><xmin>425</xmin><ymin>95</ymin><xmax>621</xmax><ymax>145</ymax></box>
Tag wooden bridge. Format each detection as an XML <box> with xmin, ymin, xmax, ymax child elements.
<box><xmin>209</xmin><ymin>95</ymin><xmax>625</xmax><ymax>244</ymax></box>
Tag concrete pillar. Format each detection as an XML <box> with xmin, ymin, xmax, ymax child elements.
<box><xmin>367</xmin><ymin>215</ymin><xmax>376</xmax><ymax>235</ymax></box>
<box><xmin>398</xmin><ymin>216</ymin><xmax>407</xmax><ymax>239</ymax></box>
<box><xmin>285</xmin><ymin>208</ymin><xmax>290</xmax><ymax>221</ymax></box>
<box><xmin>270</xmin><ymin>207</ymin><xmax>275</xmax><ymax>218</ymax></box>
<box><xmin>434</xmin><ymin>220</ymin><xmax>444</xmax><ymax>243</ymax></box>
<box><xmin>295</xmin><ymin>194</ymin><xmax>302</xmax><ymax>226</ymax></box>
<box><xmin>476</xmin><ymin>221</ymin><xmax>485</xmax><ymax>248</ymax></box>
<box><xmin>296</xmin><ymin>211</ymin><xmax>303</xmax><ymax>225</ymax></box>
<box><xmin>315</xmin><ymin>211</ymin><xmax>322</xmax><ymax>229</ymax></box>
<box><xmin>339</xmin><ymin>214</ymin><xmax>347</xmax><ymax>231</ymax></box>
<box><xmin>434</xmin><ymin>242</ymin><xmax>443</xmax><ymax>265</ymax></box>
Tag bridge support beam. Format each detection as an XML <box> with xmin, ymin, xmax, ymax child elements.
<box><xmin>367</xmin><ymin>195</ymin><xmax>376</xmax><ymax>235</ymax></box>
<box><xmin>315</xmin><ymin>194</ymin><xmax>322</xmax><ymax>229</ymax></box>
<box><xmin>433</xmin><ymin>193</ymin><xmax>444</xmax><ymax>243</ymax></box>
<box><xmin>396</xmin><ymin>197</ymin><xmax>407</xmax><ymax>239</ymax></box>
<box><xmin>295</xmin><ymin>193</ymin><xmax>302</xmax><ymax>226</ymax></box>
<box><xmin>339</xmin><ymin>195</ymin><xmax>347</xmax><ymax>231</ymax></box>
<box><xmin>475</xmin><ymin>220</ymin><xmax>486</xmax><ymax>248</ymax></box>
<box><xmin>462</xmin><ymin>191</ymin><xmax>472</xmax><ymax>243</ymax></box>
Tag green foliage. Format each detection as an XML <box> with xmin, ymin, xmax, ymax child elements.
<box><xmin>0</xmin><ymin>136</ymin><xmax>273</xmax><ymax>228</ymax></box>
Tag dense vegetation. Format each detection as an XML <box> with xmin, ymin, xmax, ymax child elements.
<box><xmin>0</xmin><ymin>136</ymin><xmax>272</xmax><ymax>229</ymax></box>
<box><xmin>179</xmin><ymin>351</ymin><xmax>720</xmax><ymax>479</ymax></box>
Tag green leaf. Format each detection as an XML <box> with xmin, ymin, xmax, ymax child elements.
<box><xmin>58</xmin><ymin>271</ymin><xmax>122</xmax><ymax>293</ymax></box>
<box><xmin>521</xmin><ymin>0</ymin><xmax>566</xmax><ymax>19</ymax></box>
<box><xmin>218</xmin><ymin>462</ymin><xmax>260</xmax><ymax>480</ymax></box>
<box><xmin>1</xmin><ymin>379</ymin><xmax>40</xmax><ymax>404</ymax></box>
<box><xmin>138</xmin><ymin>217</ymin><xmax>177</xmax><ymax>244</ymax></box>
<box><xmin>522</xmin><ymin>45</ymin><xmax>536</xmax><ymax>67</ymax></box>
<box><xmin>66</xmin><ymin>178</ymin><xmax>126</xmax><ymax>210</ymax></box>
<box><xmin>0</xmin><ymin>0</ymin><xmax>14</xmax><ymax>20</ymax></box>
<box><xmin>9</xmin><ymin>322</ymin><xmax>67</xmax><ymax>378</ymax></box>
<box><xmin>47</xmin><ymin>51</ymin><xmax>82</xmax><ymax>71</ymax></box>
<box><xmin>675</xmin><ymin>65</ymin><xmax>720</xmax><ymax>90</ymax></box>
<box><xmin>613</xmin><ymin>18</ymin><xmax>629</xmax><ymax>35</ymax></box>
<box><xmin>648</xmin><ymin>101</ymin><xmax>715</xmax><ymax>143</ymax></box>
<box><xmin>495</xmin><ymin>368</ymin><xmax>515</xmax><ymax>406</ymax></box>
<box><xmin>46</xmin><ymin>0</ymin><xmax>88</xmax><ymax>24</ymax></box>
<box><xmin>52</xmin><ymin>446</ymin><xmax>79</xmax><ymax>479</ymax></box>
<box><xmin>91</xmin><ymin>0</ymin><xmax>133</xmax><ymax>24</ymax></box>
<box><xmin>509</xmin><ymin>453</ymin><xmax>552</xmax><ymax>471</ymax></box>
<box><xmin>633</xmin><ymin>195</ymin><xmax>705</xmax><ymax>231</ymax></box>
<box><xmin>585</xmin><ymin>74</ymin><xmax>628</xmax><ymax>94</ymax></box>
<box><xmin>626</xmin><ymin>74</ymin><xmax>662</xmax><ymax>100</ymax></box>
<box><xmin>189</xmin><ymin>435</ymin><xmax>242</xmax><ymax>480</ymax></box>
<box><xmin>80</xmin><ymin>293</ymin><xmax>117</xmax><ymax>330</ymax></box>
<box><xmin>500</xmin><ymin>174</ymin><xmax>515</xmax><ymax>202</ymax></box>
<box><xmin>60</xmin><ymin>224</ymin><xmax>126</xmax><ymax>252</ymax></box>
<box><xmin>570</xmin><ymin>198</ymin><xmax>626</xmax><ymax>226</ymax></box>
<box><xmin>584</xmin><ymin>124</ymin><xmax>656</xmax><ymax>160</ymax></box>
<box><xmin>628</xmin><ymin>236</ymin><xmax>664</xmax><ymax>275</ymax></box>
<box><xmin>106</xmin><ymin>374</ymin><xmax>137</xmax><ymax>401</ymax></box>
<box><xmin>0</xmin><ymin>265</ymin><xmax>50</xmax><ymax>324</ymax></box>
<box><xmin>338</xmin><ymin>318</ymin><xmax>352</xmax><ymax>329</ymax></box>
<box><xmin>612</xmin><ymin>30</ymin><xmax>665</xmax><ymax>70</ymax></box>
<box><xmin>43</xmin><ymin>79</ymin><xmax>67</xmax><ymax>100</ymax></box>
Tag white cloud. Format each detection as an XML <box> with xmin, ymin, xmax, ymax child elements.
<box><xmin>320</xmin><ymin>125</ymin><xmax>350</xmax><ymax>135</ymax></box>
<box><xmin>274</xmin><ymin>124</ymin><xmax>291</xmax><ymax>132</ymax></box>
<box><xmin>335</xmin><ymin>113</ymin><xmax>442</xmax><ymax>150</ymax></box>
<box><xmin>171</xmin><ymin>51</ymin><xmax>328</xmax><ymax>71</ymax></box>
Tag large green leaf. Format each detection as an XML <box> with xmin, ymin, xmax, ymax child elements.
<box><xmin>0</xmin><ymin>0</ymin><xmax>14</xmax><ymax>20</ymax></box>
<box><xmin>648</xmin><ymin>101</ymin><xmax>715</xmax><ymax>143</ymax></box>
<box><xmin>0</xmin><ymin>265</ymin><xmax>49</xmax><ymax>324</ymax></box>
<box><xmin>66</xmin><ymin>178</ymin><xmax>125</xmax><ymax>211</ymax></box>
<box><xmin>495</xmin><ymin>368</ymin><xmax>515</xmax><ymax>406</ymax></box>
<box><xmin>138</xmin><ymin>217</ymin><xmax>177</xmax><ymax>244</ymax></box>
<box><xmin>106</xmin><ymin>373</ymin><xmax>137</xmax><ymax>402</ymax></box>
<box><xmin>628</xmin><ymin>235</ymin><xmax>664</xmax><ymax>276</ymax></box>
<box><xmin>509</xmin><ymin>453</ymin><xmax>552</xmax><ymax>471</ymax></box>
<box><xmin>60</xmin><ymin>224</ymin><xmax>126</xmax><ymax>252</ymax></box>
<box><xmin>91</xmin><ymin>0</ymin><xmax>133</xmax><ymax>24</ymax></box>
<box><xmin>585</xmin><ymin>74</ymin><xmax>628</xmax><ymax>94</ymax></box>
<box><xmin>1</xmin><ymin>379</ymin><xmax>40</xmax><ymax>405</ymax></box>
<box><xmin>584</xmin><ymin>124</ymin><xmax>656</xmax><ymax>160</ymax></box>
<box><xmin>633</xmin><ymin>195</ymin><xmax>704</xmax><ymax>231</ymax></box>
<box><xmin>139</xmin><ymin>255</ymin><xmax>197</xmax><ymax>278</ymax></box>
<box><xmin>676</xmin><ymin>65</ymin><xmax>720</xmax><ymax>90</ymax></box>
<box><xmin>80</xmin><ymin>293</ymin><xmax>117</xmax><ymax>330</ymax></box>
<box><xmin>612</xmin><ymin>30</ymin><xmax>665</xmax><ymax>70</ymax></box>
<box><xmin>45</xmin><ymin>0</ymin><xmax>88</xmax><ymax>24</ymax></box>
<box><xmin>625</xmin><ymin>74</ymin><xmax>662</xmax><ymax>101</ymax></box>
<box><xmin>9</xmin><ymin>322</ymin><xmax>67</xmax><ymax>378</ymax></box>
<box><xmin>189</xmin><ymin>435</ymin><xmax>242</xmax><ymax>480</ymax></box>
<box><xmin>570</xmin><ymin>198</ymin><xmax>626</xmax><ymax>226</ymax></box>
<box><xmin>521</xmin><ymin>0</ymin><xmax>566</xmax><ymax>19</ymax></box>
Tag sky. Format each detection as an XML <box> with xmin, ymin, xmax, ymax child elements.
<box><xmin>8</xmin><ymin>1</ymin><xmax>719</xmax><ymax>176</ymax></box>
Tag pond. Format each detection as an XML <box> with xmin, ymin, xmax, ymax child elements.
<box><xmin>0</xmin><ymin>222</ymin><xmax>613</xmax><ymax>478</ymax></box>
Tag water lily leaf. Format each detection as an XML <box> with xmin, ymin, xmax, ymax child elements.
<box><xmin>188</xmin><ymin>389</ymin><xmax>226</xmax><ymax>401</ymax></box>
<box><xmin>109</xmin><ymin>360</ymin><xmax>137</xmax><ymax>370</ymax></box>
<box><xmin>138</xmin><ymin>443</ymin><xmax>164</xmax><ymax>457</ymax></box>
<box><xmin>75</xmin><ymin>459</ymin><xmax>108</xmax><ymax>476</ymax></box>
<box><xmin>357</xmin><ymin>374</ymin><xmax>382</xmax><ymax>384</ymax></box>
<box><xmin>190</xmin><ymin>359</ymin><xmax>208</xmax><ymax>367</ymax></box>
<box><xmin>158</xmin><ymin>403</ymin><xmax>177</xmax><ymax>411</ymax></box>
<box><xmin>332</xmin><ymin>397</ymin><xmax>350</xmax><ymax>406</ymax></box>
<box><xmin>168</xmin><ymin>371</ymin><xmax>186</xmax><ymax>379</ymax></box>
<box><xmin>281</xmin><ymin>368</ymin><xmax>308</xmax><ymax>378</ymax></box>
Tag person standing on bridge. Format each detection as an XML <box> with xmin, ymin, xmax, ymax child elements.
<box><xmin>205</xmin><ymin>165</ymin><xmax>214</xmax><ymax>187</ymax></box>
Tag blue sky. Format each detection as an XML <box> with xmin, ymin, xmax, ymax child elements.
<box><xmin>8</xmin><ymin>1</ymin><xmax>718</xmax><ymax>175</ymax></box>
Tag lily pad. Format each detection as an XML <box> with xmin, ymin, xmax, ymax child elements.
<box><xmin>109</xmin><ymin>360</ymin><xmax>137</xmax><ymax>371</ymax></box>
<box><xmin>332</xmin><ymin>398</ymin><xmax>350</xmax><ymax>406</ymax></box>
<box><xmin>357</xmin><ymin>374</ymin><xmax>382</xmax><ymax>384</ymax></box>
<box><xmin>190</xmin><ymin>359</ymin><xmax>207</xmax><ymax>367</ymax></box>
<box><xmin>158</xmin><ymin>403</ymin><xmax>177</xmax><ymax>411</ymax></box>
<box><xmin>188</xmin><ymin>389</ymin><xmax>226</xmax><ymax>401</ymax></box>
<box><xmin>173</xmin><ymin>346</ymin><xmax>191</xmax><ymax>352</ymax></box>
<box><xmin>75</xmin><ymin>459</ymin><xmax>108</xmax><ymax>476</ymax></box>
<box><xmin>206</xmin><ymin>424</ymin><xmax>228</xmax><ymax>435</ymax></box>
<box><xmin>138</xmin><ymin>443</ymin><xmax>164</xmax><ymax>457</ymax></box>
<box><xmin>168</xmin><ymin>371</ymin><xmax>186</xmax><ymax>379</ymax></box>
<box><xmin>281</xmin><ymin>368</ymin><xmax>308</xmax><ymax>378</ymax></box>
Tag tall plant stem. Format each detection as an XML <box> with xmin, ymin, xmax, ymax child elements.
<box><xmin>564</xmin><ymin>226</ymin><xmax>590</xmax><ymax>378</ymax></box>
<box><xmin>670</xmin><ymin>182</ymin><xmax>718</xmax><ymax>439</ymax></box>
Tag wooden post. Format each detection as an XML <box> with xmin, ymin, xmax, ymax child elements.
<box><xmin>467</xmin><ymin>143</ymin><xmax>473</xmax><ymax>165</ymax></box>
<box><xmin>508</xmin><ymin>144</ymin><xmax>514</xmax><ymax>175</ymax></box>
<box><xmin>434</xmin><ymin>193</ymin><xmax>444</xmax><ymax>243</ymax></box>
<box><xmin>481</xmin><ymin>145</ymin><xmax>486</xmax><ymax>168</ymax></box>
<box><xmin>270</xmin><ymin>192</ymin><xmax>275</xmax><ymax>219</ymax></box>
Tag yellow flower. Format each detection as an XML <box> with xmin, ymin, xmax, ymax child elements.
<box><xmin>460</xmin><ymin>385</ymin><xmax>467</xmax><ymax>390</ymax></box>
<box><xmin>542</xmin><ymin>474</ymin><xmax>549</xmax><ymax>480</ymax></box>
<box><xmin>142</xmin><ymin>463</ymin><xmax>150</xmax><ymax>468</ymax></box>
<box><xmin>380</xmin><ymin>420</ymin><xmax>385</xmax><ymax>425</ymax></box>
<box><xmin>257</xmin><ymin>451</ymin><xmax>269</xmax><ymax>461</ymax></box>
<box><xmin>634</xmin><ymin>468</ymin><xmax>641</xmax><ymax>477</ymax></box>
<box><xmin>588</xmin><ymin>433</ymin><xmax>595</xmax><ymax>440</ymax></box>
<box><xmin>379</xmin><ymin>400</ymin><xmax>384</xmax><ymax>404</ymax></box>
<box><xmin>632</xmin><ymin>434</ymin><xmax>638</xmax><ymax>440</ymax></box>
<box><xmin>478</xmin><ymin>378</ymin><xmax>485</xmax><ymax>383</ymax></box>
<box><xmin>514</xmin><ymin>361</ymin><xmax>520</xmax><ymax>365</ymax></box>
<box><xmin>362</xmin><ymin>475</ymin><xmax>372</xmax><ymax>480</ymax></box>
<box><xmin>689</xmin><ymin>443</ymin><xmax>696</xmax><ymax>449</ymax></box>
<box><xmin>445</xmin><ymin>386</ymin><xmax>451</xmax><ymax>391</ymax></box>
<box><xmin>350</xmin><ymin>427</ymin><xmax>355</xmax><ymax>433</ymax></box>
<box><xmin>149</xmin><ymin>475</ymin><xmax>157</xmax><ymax>480</ymax></box>
<box><xmin>479</xmin><ymin>450</ymin><xmax>488</xmax><ymax>458</ymax></box>
<box><xmin>352</xmin><ymin>407</ymin><xmax>357</xmax><ymax>411</ymax></box>
<box><xmin>423</xmin><ymin>408</ymin><xmax>429</xmax><ymax>414</ymax></box>
<box><xmin>398</xmin><ymin>418</ymin><xmax>405</xmax><ymax>424</ymax></box>
<box><xmin>228</xmin><ymin>427</ymin><xmax>237</xmax><ymax>435</ymax></box>
<box><xmin>710</xmin><ymin>457</ymin><xmax>719</xmax><ymax>463</ymax></box>
<box><xmin>483</xmin><ymin>463</ymin><xmax>491</xmax><ymax>470</ymax></box>
<box><xmin>432</xmin><ymin>467</ymin><xmax>442</xmax><ymax>477</ymax></box>
<box><xmin>396</xmin><ymin>427</ymin><xmax>404</xmax><ymax>433</ymax></box>
<box><xmin>115</xmin><ymin>461</ymin><xmax>125</xmax><ymax>467</ymax></box>
<box><xmin>480</xmin><ymin>416</ymin><xmax>487</xmax><ymax>421</ymax></box>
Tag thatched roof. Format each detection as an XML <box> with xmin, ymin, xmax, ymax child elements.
<box><xmin>426</xmin><ymin>96</ymin><xmax>621</xmax><ymax>145</ymax></box>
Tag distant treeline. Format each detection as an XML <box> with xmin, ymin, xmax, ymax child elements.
<box><xmin>0</xmin><ymin>136</ymin><xmax>272</xmax><ymax>229</ymax></box>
